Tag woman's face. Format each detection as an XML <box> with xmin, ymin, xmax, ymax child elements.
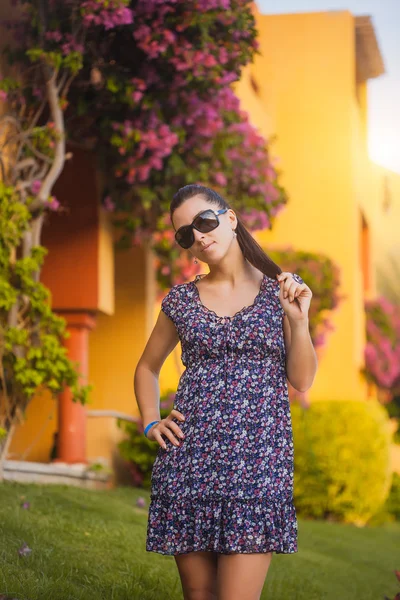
<box><xmin>172</xmin><ymin>195</ymin><xmax>237</xmax><ymax>265</ymax></box>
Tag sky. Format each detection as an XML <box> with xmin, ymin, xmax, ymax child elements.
<box><xmin>258</xmin><ymin>0</ymin><xmax>400</xmax><ymax>174</ymax></box>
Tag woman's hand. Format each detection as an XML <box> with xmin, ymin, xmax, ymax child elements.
<box><xmin>276</xmin><ymin>272</ymin><xmax>312</xmax><ymax>321</ymax></box>
<box><xmin>146</xmin><ymin>409</ymin><xmax>186</xmax><ymax>449</ymax></box>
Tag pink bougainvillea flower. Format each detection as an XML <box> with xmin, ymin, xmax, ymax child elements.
<box><xmin>103</xmin><ymin>195</ymin><xmax>115</xmax><ymax>212</ymax></box>
<box><xmin>45</xmin><ymin>30</ymin><xmax>63</xmax><ymax>43</ymax></box>
<box><xmin>214</xmin><ymin>172</ymin><xmax>227</xmax><ymax>186</ymax></box>
<box><xmin>18</xmin><ymin>542</ymin><xmax>32</xmax><ymax>557</ymax></box>
<box><xmin>81</xmin><ymin>0</ymin><xmax>134</xmax><ymax>30</ymax></box>
<box><xmin>30</xmin><ymin>179</ymin><xmax>42</xmax><ymax>195</ymax></box>
<box><xmin>131</xmin><ymin>91</ymin><xmax>143</xmax><ymax>103</ymax></box>
<box><xmin>364</xmin><ymin>296</ymin><xmax>400</xmax><ymax>394</ymax></box>
<box><xmin>47</xmin><ymin>196</ymin><xmax>60</xmax><ymax>211</ymax></box>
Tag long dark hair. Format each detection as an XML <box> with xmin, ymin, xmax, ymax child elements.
<box><xmin>170</xmin><ymin>184</ymin><xmax>283</xmax><ymax>279</ymax></box>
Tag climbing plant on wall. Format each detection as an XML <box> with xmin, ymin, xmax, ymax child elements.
<box><xmin>268</xmin><ymin>247</ymin><xmax>344</xmax><ymax>352</ymax></box>
<box><xmin>0</xmin><ymin>0</ymin><xmax>288</xmax><ymax>469</ymax></box>
<box><xmin>363</xmin><ymin>297</ymin><xmax>400</xmax><ymax>401</ymax></box>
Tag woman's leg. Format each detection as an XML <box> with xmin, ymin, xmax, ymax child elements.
<box><xmin>174</xmin><ymin>550</ymin><xmax>219</xmax><ymax>600</ymax></box>
<box><xmin>216</xmin><ymin>552</ymin><xmax>273</xmax><ymax>600</ymax></box>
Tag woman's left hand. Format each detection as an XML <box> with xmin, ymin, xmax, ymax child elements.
<box><xmin>276</xmin><ymin>272</ymin><xmax>312</xmax><ymax>321</ymax></box>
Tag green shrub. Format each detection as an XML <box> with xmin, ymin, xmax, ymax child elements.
<box><xmin>367</xmin><ymin>471</ymin><xmax>400</xmax><ymax>525</ymax></box>
<box><xmin>383</xmin><ymin>472</ymin><xmax>400</xmax><ymax>520</ymax></box>
<box><xmin>117</xmin><ymin>420</ymin><xmax>159</xmax><ymax>489</ymax></box>
<box><xmin>117</xmin><ymin>389</ymin><xmax>176</xmax><ymax>489</ymax></box>
<box><xmin>291</xmin><ymin>399</ymin><xmax>392</xmax><ymax>524</ymax></box>
<box><xmin>368</xmin><ymin>472</ymin><xmax>400</xmax><ymax>527</ymax></box>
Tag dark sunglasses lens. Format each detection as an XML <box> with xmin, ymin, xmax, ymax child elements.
<box><xmin>175</xmin><ymin>227</ymin><xmax>193</xmax><ymax>249</ymax></box>
<box><xmin>194</xmin><ymin>211</ymin><xmax>219</xmax><ymax>232</ymax></box>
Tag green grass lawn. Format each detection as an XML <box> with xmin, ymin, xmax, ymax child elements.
<box><xmin>0</xmin><ymin>481</ymin><xmax>399</xmax><ymax>600</ymax></box>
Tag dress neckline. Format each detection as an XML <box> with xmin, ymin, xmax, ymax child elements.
<box><xmin>190</xmin><ymin>273</ymin><xmax>267</xmax><ymax>320</ymax></box>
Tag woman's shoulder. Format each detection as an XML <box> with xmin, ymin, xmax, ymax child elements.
<box><xmin>161</xmin><ymin>281</ymin><xmax>186</xmax><ymax>304</ymax></box>
<box><xmin>160</xmin><ymin>280</ymin><xmax>193</xmax><ymax>323</ymax></box>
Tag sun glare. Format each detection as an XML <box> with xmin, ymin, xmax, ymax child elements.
<box><xmin>368</xmin><ymin>134</ymin><xmax>400</xmax><ymax>174</ymax></box>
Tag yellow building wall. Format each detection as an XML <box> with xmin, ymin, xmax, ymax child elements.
<box><xmin>7</xmin><ymin>389</ymin><xmax>57</xmax><ymax>463</ymax></box>
<box><xmin>86</xmin><ymin>245</ymin><xmax>148</xmax><ymax>473</ymax></box>
<box><xmin>234</xmin><ymin>9</ymin><xmax>371</xmax><ymax>403</ymax></box>
<box><xmin>369</xmin><ymin>165</ymin><xmax>400</xmax><ymax>300</ymax></box>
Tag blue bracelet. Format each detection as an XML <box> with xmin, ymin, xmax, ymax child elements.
<box><xmin>144</xmin><ymin>420</ymin><xmax>160</xmax><ymax>438</ymax></box>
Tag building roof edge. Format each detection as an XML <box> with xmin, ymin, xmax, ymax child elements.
<box><xmin>355</xmin><ymin>15</ymin><xmax>385</xmax><ymax>82</ymax></box>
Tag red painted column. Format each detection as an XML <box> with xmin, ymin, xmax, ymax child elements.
<box><xmin>53</xmin><ymin>312</ymin><xmax>96</xmax><ymax>464</ymax></box>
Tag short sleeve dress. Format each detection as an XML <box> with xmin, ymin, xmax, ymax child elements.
<box><xmin>146</xmin><ymin>271</ymin><xmax>304</xmax><ymax>556</ymax></box>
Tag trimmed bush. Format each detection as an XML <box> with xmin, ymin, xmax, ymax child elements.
<box><xmin>291</xmin><ymin>399</ymin><xmax>392</xmax><ymax>525</ymax></box>
<box><xmin>384</xmin><ymin>471</ymin><xmax>400</xmax><ymax>521</ymax></box>
<box><xmin>117</xmin><ymin>389</ymin><xmax>176</xmax><ymax>488</ymax></box>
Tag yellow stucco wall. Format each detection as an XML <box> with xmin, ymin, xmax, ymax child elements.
<box><xmin>369</xmin><ymin>165</ymin><xmax>400</xmax><ymax>300</ymax></box>
<box><xmin>85</xmin><ymin>245</ymin><xmax>148</xmax><ymax>472</ymax></box>
<box><xmin>8</xmin><ymin>389</ymin><xmax>57</xmax><ymax>463</ymax></box>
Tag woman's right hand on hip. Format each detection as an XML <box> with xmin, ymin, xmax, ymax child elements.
<box><xmin>146</xmin><ymin>409</ymin><xmax>186</xmax><ymax>449</ymax></box>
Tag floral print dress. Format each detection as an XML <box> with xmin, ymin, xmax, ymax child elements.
<box><xmin>146</xmin><ymin>272</ymin><xmax>304</xmax><ymax>556</ymax></box>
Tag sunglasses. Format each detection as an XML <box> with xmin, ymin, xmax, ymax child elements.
<box><xmin>174</xmin><ymin>208</ymin><xmax>228</xmax><ymax>249</ymax></box>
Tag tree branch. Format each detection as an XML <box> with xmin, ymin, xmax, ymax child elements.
<box><xmin>30</xmin><ymin>66</ymin><xmax>66</xmax><ymax>211</ymax></box>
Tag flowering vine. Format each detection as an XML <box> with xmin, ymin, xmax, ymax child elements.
<box><xmin>267</xmin><ymin>248</ymin><xmax>344</xmax><ymax>352</ymax></box>
<box><xmin>0</xmin><ymin>0</ymin><xmax>276</xmax><ymax>470</ymax></box>
<box><xmin>4</xmin><ymin>1</ymin><xmax>275</xmax><ymax>284</ymax></box>
<box><xmin>58</xmin><ymin>0</ymin><xmax>284</xmax><ymax>288</ymax></box>
<box><xmin>363</xmin><ymin>297</ymin><xmax>400</xmax><ymax>400</ymax></box>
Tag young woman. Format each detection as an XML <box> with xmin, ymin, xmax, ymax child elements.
<box><xmin>134</xmin><ymin>184</ymin><xmax>318</xmax><ymax>600</ymax></box>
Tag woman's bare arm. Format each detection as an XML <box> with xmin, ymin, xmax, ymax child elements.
<box><xmin>282</xmin><ymin>314</ymin><xmax>317</xmax><ymax>392</ymax></box>
<box><xmin>134</xmin><ymin>310</ymin><xmax>183</xmax><ymax>442</ymax></box>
